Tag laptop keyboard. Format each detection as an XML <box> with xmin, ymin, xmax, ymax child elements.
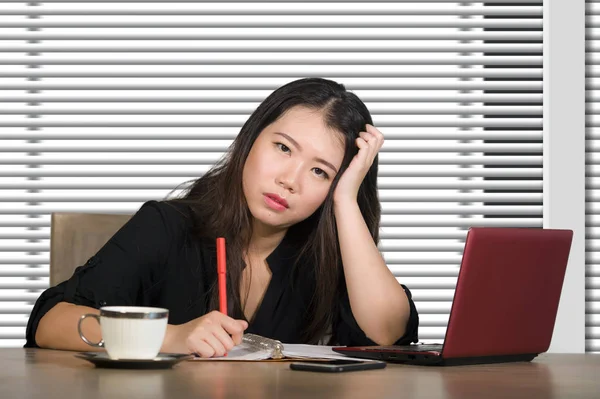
<box><xmin>376</xmin><ymin>344</ymin><xmax>443</xmax><ymax>352</ymax></box>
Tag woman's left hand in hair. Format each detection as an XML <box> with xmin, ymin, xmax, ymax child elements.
<box><xmin>333</xmin><ymin>124</ymin><xmax>384</xmax><ymax>204</ymax></box>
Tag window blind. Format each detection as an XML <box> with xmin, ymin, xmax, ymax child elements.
<box><xmin>587</xmin><ymin>0</ymin><xmax>600</xmax><ymax>355</ymax></box>
<box><xmin>0</xmin><ymin>1</ymin><xmax>542</xmax><ymax>348</ymax></box>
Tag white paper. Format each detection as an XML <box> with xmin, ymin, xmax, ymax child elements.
<box><xmin>280</xmin><ymin>344</ymin><xmax>378</xmax><ymax>362</ymax></box>
<box><xmin>191</xmin><ymin>343</ymin><xmax>375</xmax><ymax>362</ymax></box>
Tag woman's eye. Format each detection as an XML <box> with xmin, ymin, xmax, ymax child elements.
<box><xmin>276</xmin><ymin>143</ymin><xmax>291</xmax><ymax>153</ymax></box>
<box><xmin>313</xmin><ymin>168</ymin><xmax>329</xmax><ymax>179</ymax></box>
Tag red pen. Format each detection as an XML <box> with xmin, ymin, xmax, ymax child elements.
<box><xmin>216</xmin><ymin>237</ymin><xmax>227</xmax><ymax>315</ymax></box>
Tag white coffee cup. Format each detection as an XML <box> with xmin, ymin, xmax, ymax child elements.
<box><xmin>78</xmin><ymin>306</ymin><xmax>169</xmax><ymax>360</ymax></box>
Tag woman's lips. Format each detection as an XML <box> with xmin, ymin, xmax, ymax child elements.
<box><xmin>264</xmin><ymin>193</ymin><xmax>289</xmax><ymax>211</ymax></box>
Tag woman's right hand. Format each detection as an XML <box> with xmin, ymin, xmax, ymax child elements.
<box><xmin>162</xmin><ymin>310</ymin><xmax>249</xmax><ymax>357</ymax></box>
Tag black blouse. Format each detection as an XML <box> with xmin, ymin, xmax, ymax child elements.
<box><xmin>25</xmin><ymin>200</ymin><xmax>419</xmax><ymax>347</ymax></box>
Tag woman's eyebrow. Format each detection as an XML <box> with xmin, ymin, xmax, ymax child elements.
<box><xmin>274</xmin><ymin>132</ymin><xmax>338</xmax><ymax>174</ymax></box>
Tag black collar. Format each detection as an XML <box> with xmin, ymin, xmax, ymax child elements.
<box><xmin>206</xmin><ymin>231</ymin><xmax>301</xmax><ymax>275</ymax></box>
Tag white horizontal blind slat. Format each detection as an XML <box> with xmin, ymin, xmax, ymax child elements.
<box><xmin>0</xmin><ymin>129</ymin><xmax>544</xmax><ymax>140</ymax></box>
<box><xmin>1</xmin><ymin>43</ymin><xmax>544</xmax><ymax>53</ymax></box>
<box><xmin>0</xmin><ymin>31</ymin><xmax>544</xmax><ymax>41</ymax></box>
<box><xmin>587</xmin><ymin>0</ymin><xmax>600</xmax><ymax>354</ymax></box>
<box><xmin>0</xmin><ymin>80</ymin><xmax>544</xmax><ymax>90</ymax></box>
<box><xmin>0</xmin><ymin>4</ymin><xmax>543</xmax><ymax>15</ymax></box>
<box><xmin>0</xmin><ymin>167</ymin><xmax>544</xmax><ymax>178</ymax></box>
<box><xmin>0</xmin><ymin>0</ymin><xmax>534</xmax><ymax>3</ymax></box>
<box><xmin>0</xmin><ymin>93</ymin><xmax>544</xmax><ymax>103</ymax></box>
<box><xmin>0</xmin><ymin>193</ymin><xmax>545</xmax><ymax>203</ymax></box>
<box><xmin>0</xmin><ymin>143</ymin><xmax>543</xmax><ymax>153</ymax></box>
<box><xmin>0</xmin><ymin>106</ymin><xmax>543</xmax><ymax>115</ymax></box>
<box><xmin>0</xmin><ymin>1</ymin><xmax>542</xmax><ymax>347</ymax></box>
<box><xmin>0</xmin><ymin>180</ymin><xmax>543</xmax><ymax>190</ymax></box>
<box><xmin>0</xmin><ymin>217</ymin><xmax>543</xmax><ymax>229</ymax></box>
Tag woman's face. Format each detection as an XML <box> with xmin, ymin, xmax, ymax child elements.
<box><xmin>242</xmin><ymin>106</ymin><xmax>345</xmax><ymax>233</ymax></box>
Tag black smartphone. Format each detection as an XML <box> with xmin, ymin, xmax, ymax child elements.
<box><xmin>289</xmin><ymin>359</ymin><xmax>387</xmax><ymax>373</ymax></box>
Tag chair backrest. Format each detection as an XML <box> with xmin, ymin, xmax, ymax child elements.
<box><xmin>50</xmin><ymin>213</ymin><xmax>132</xmax><ymax>286</ymax></box>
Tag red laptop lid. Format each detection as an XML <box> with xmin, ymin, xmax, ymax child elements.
<box><xmin>442</xmin><ymin>227</ymin><xmax>573</xmax><ymax>358</ymax></box>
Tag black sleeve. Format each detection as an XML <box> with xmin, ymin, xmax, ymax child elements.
<box><xmin>24</xmin><ymin>200</ymin><xmax>187</xmax><ymax>348</ymax></box>
<box><xmin>333</xmin><ymin>285</ymin><xmax>419</xmax><ymax>346</ymax></box>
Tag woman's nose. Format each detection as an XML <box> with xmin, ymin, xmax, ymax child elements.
<box><xmin>276</xmin><ymin>163</ymin><xmax>302</xmax><ymax>192</ymax></box>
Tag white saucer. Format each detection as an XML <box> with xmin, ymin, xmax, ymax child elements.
<box><xmin>76</xmin><ymin>352</ymin><xmax>192</xmax><ymax>369</ymax></box>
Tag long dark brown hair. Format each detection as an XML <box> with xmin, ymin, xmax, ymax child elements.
<box><xmin>170</xmin><ymin>78</ymin><xmax>381</xmax><ymax>343</ymax></box>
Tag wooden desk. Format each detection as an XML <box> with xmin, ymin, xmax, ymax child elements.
<box><xmin>1</xmin><ymin>349</ymin><xmax>598</xmax><ymax>399</ymax></box>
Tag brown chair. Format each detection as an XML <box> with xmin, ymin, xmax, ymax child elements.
<box><xmin>50</xmin><ymin>213</ymin><xmax>132</xmax><ymax>286</ymax></box>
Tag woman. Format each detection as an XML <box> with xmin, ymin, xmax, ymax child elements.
<box><xmin>26</xmin><ymin>78</ymin><xmax>419</xmax><ymax>357</ymax></box>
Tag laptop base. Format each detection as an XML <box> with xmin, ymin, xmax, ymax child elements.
<box><xmin>336</xmin><ymin>349</ymin><xmax>538</xmax><ymax>366</ymax></box>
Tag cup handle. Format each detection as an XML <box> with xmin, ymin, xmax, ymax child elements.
<box><xmin>78</xmin><ymin>314</ymin><xmax>104</xmax><ymax>347</ymax></box>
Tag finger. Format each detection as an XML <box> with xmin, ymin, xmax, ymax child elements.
<box><xmin>218</xmin><ymin>317</ymin><xmax>247</xmax><ymax>346</ymax></box>
<box><xmin>355</xmin><ymin>138</ymin><xmax>371</xmax><ymax>167</ymax></box>
<box><xmin>356</xmin><ymin>136</ymin><xmax>368</xmax><ymax>146</ymax></box>
<box><xmin>359</xmin><ymin>132</ymin><xmax>378</xmax><ymax>159</ymax></box>
<box><xmin>231</xmin><ymin>321</ymin><xmax>248</xmax><ymax>345</ymax></box>
<box><xmin>359</xmin><ymin>131</ymin><xmax>381</xmax><ymax>156</ymax></box>
<box><xmin>355</xmin><ymin>137</ymin><xmax>370</xmax><ymax>154</ymax></box>
<box><xmin>209</xmin><ymin>310</ymin><xmax>244</xmax><ymax>331</ymax></box>
<box><xmin>190</xmin><ymin>339</ymin><xmax>216</xmax><ymax>358</ymax></box>
<box><xmin>366</xmin><ymin>124</ymin><xmax>384</xmax><ymax>141</ymax></box>
<box><xmin>365</xmin><ymin>125</ymin><xmax>385</xmax><ymax>150</ymax></box>
<box><xmin>362</xmin><ymin>126</ymin><xmax>384</xmax><ymax>158</ymax></box>
<box><xmin>356</xmin><ymin>136</ymin><xmax>378</xmax><ymax>168</ymax></box>
<box><xmin>367</xmin><ymin>134</ymin><xmax>381</xmax><ymax>161</ymax></box>
<box><xmin>202</xmin><ymin>334</ymin><xmax>228</xmax><ymax>357</ymax></box>
<box><xmin>359</xmin><ymin>131</ymin><xmax>373</xmax><ymax>142</ymax></box>
<box><xmin>220</xmin><ymin>316</ymin><xmax>247</xmax><ymax>338</ymax></box>
<box><xmin>213</xmin><ymin>326</ymin><xmax>236</xmax><ymax>352</ymax></box>
<box><xmin>359</xmin><ymin>132</ymin><xmax>380</xmax><ymax>155</ymax></box>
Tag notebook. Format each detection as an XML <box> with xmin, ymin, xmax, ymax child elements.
<box><xmin>333</xmin><ymin>227</ymin><xmax>574</xmax><ymax>366</ymax></box>
<box><xmin>191</xmin><ymin>334</ymin><xmax>370</xmax><ymax>362</ymax></box>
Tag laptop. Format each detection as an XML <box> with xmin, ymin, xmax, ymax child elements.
<box><xmin>333</xmin><ymin>227</ymin><xmax>573</xmax><ymax>366</ymax></box>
